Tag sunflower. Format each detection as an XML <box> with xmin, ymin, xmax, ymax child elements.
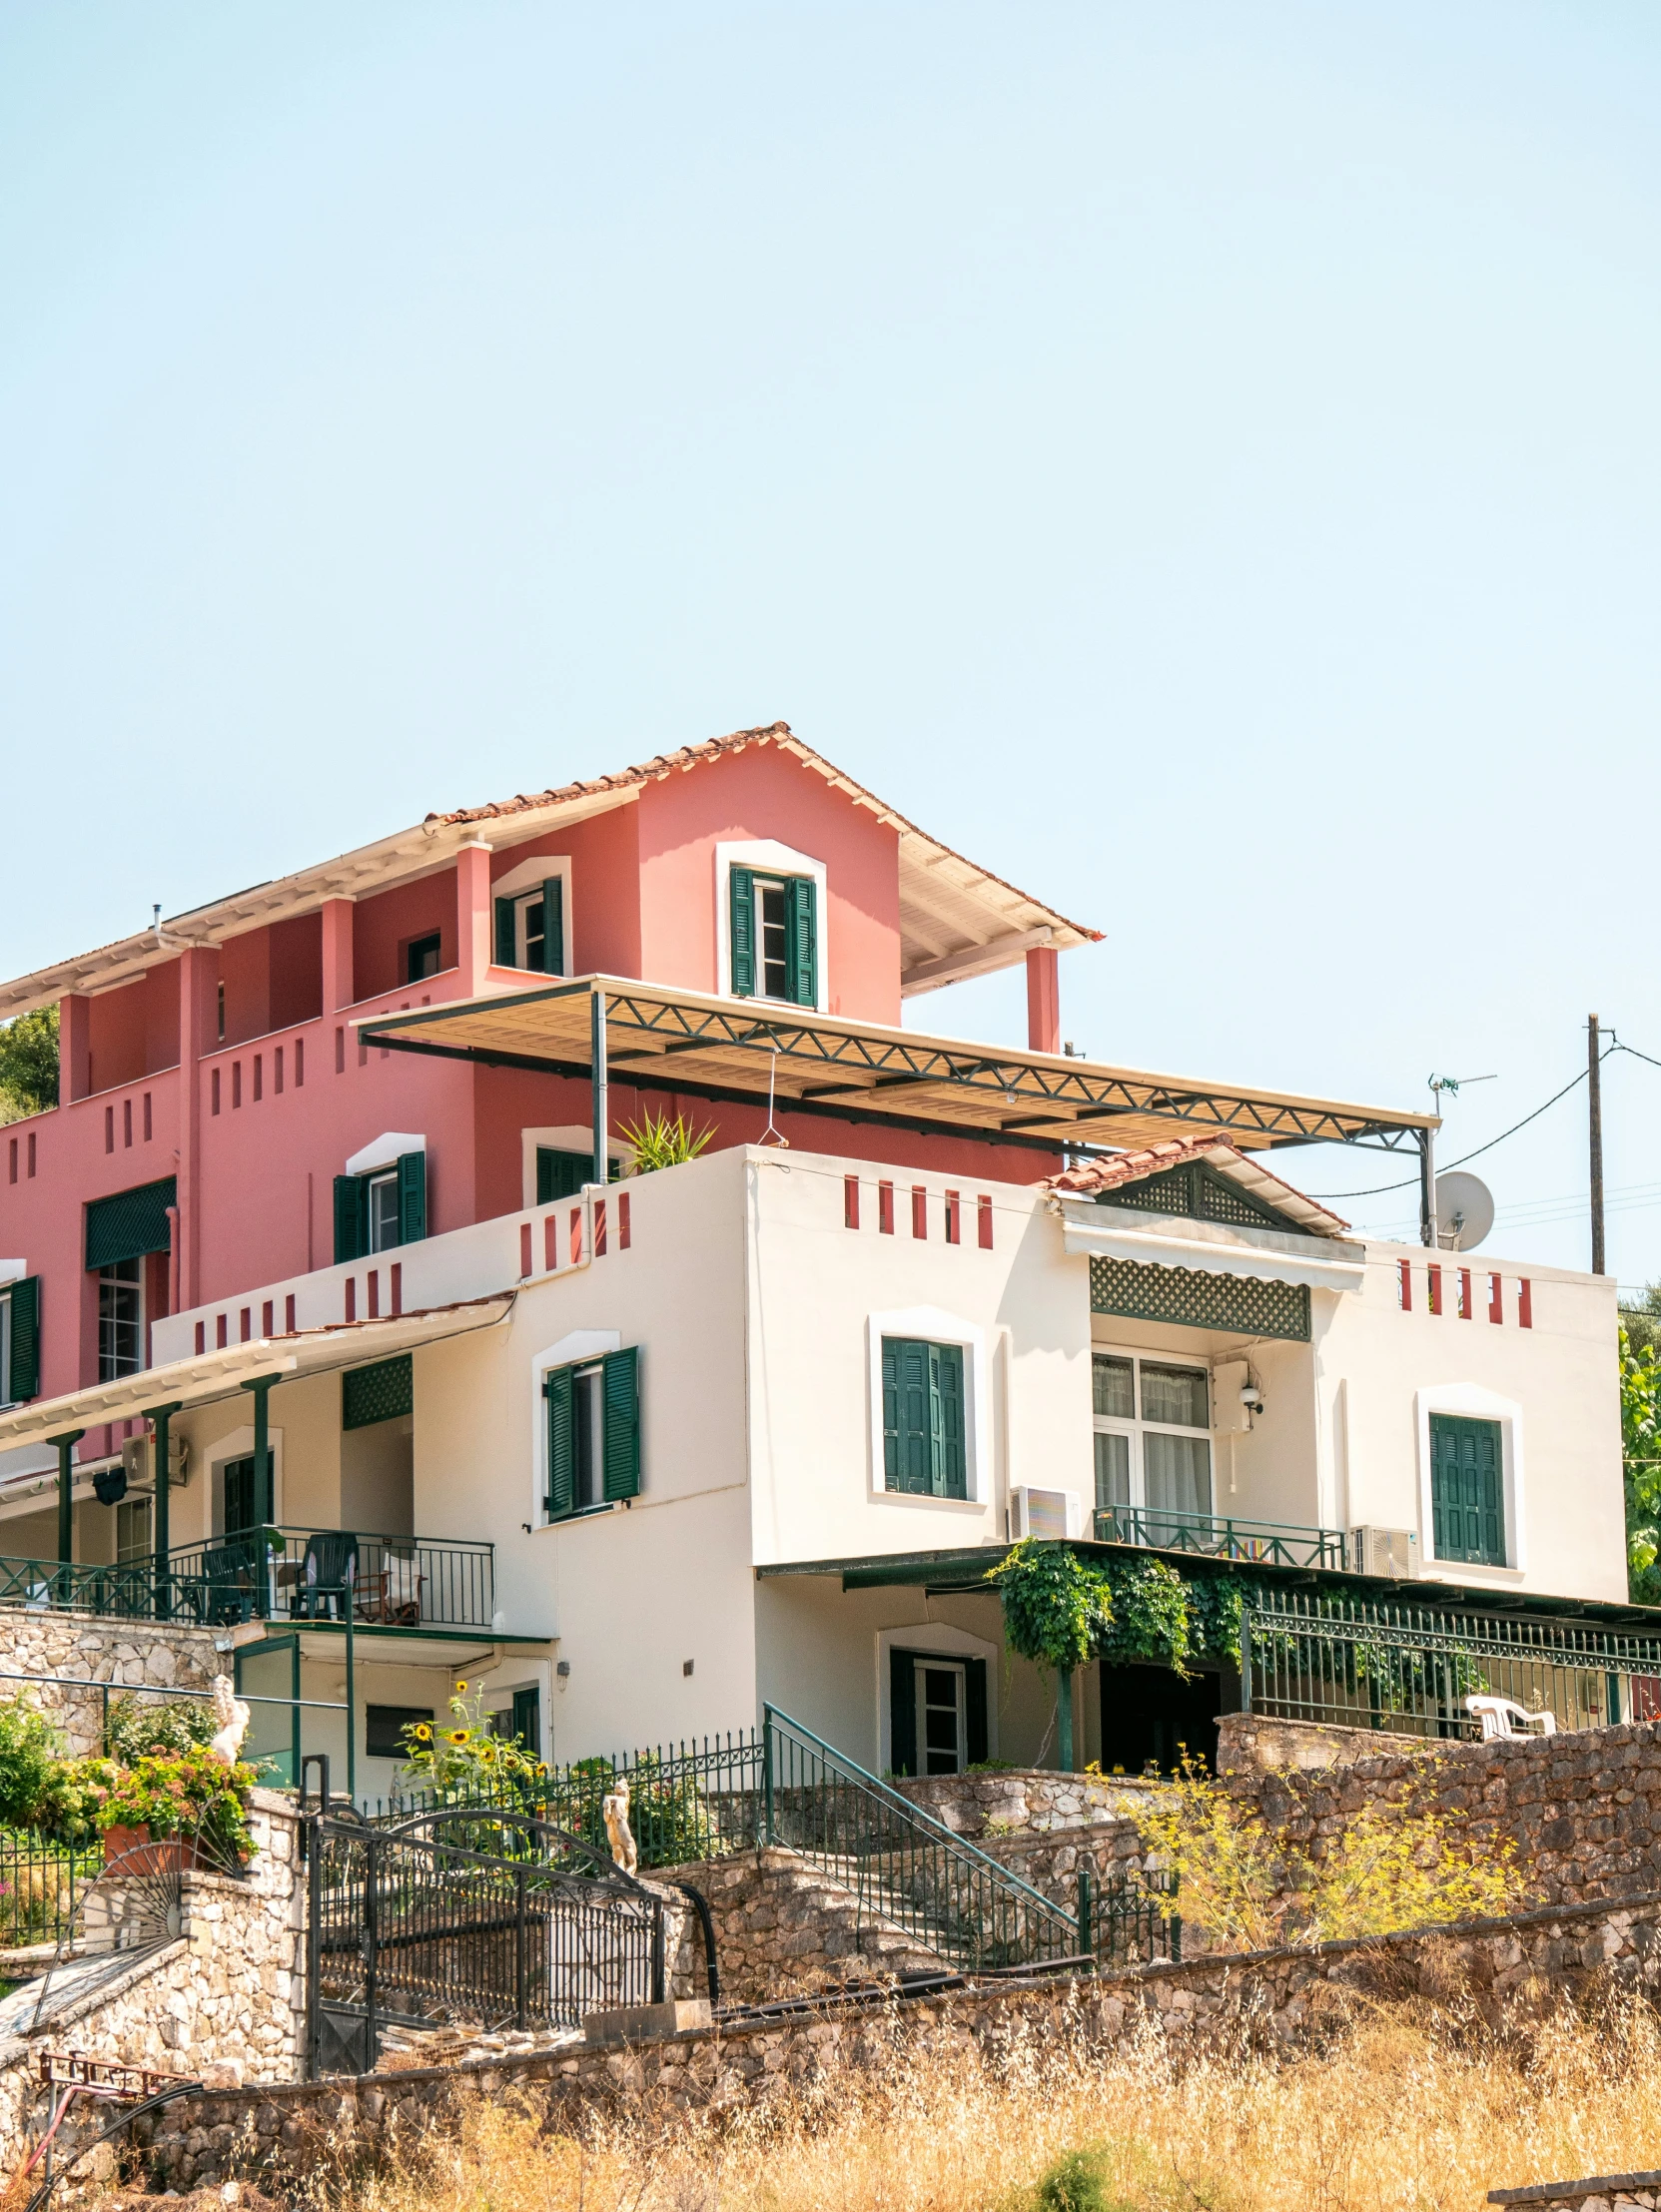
<box><xmin>446</xmin><ymin>1729</ymin><xmax>471</xmax><ymax>1746</ymax></box>
<box><xmin>454</xmin><ymin>1682</ymin><xmax>467</xmax><ymax>1695</ymax></box>
<box><xmin>412</xmin><ymin>1724</ymin><xmax>432</xmax><ymax>1742</ymax></box>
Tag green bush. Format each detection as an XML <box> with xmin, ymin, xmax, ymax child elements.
<box><xmin>105</xmin><ymin>1695</ymin><xmax>216</xmax><ymax>1765</ymax></box>
<box><xmin>1034</xmin><ymin>2149</ymin><xmax>1109</xmax><ymax>2212</ymax></box>
<box><xmin>0</xmin><ymin>1696</ymin><xmax>67</xmax><ymax>1828</ymax></box>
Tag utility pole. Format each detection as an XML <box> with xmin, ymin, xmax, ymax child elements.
<box><xmin>1588</xmin><ymin>1014</ymin><xmax>1606</xmax><ymax>1277</ymax></box>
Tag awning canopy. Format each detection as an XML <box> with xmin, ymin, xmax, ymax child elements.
<box><xmin>359</xmin><ymin>977</ymin><xmax>1437</xmax><ymax>1159</ymax></box>
<box><xmin>0</xmin><ymin>1296</ymin><xmax>512</xmax><ymax>1452</ymax></box>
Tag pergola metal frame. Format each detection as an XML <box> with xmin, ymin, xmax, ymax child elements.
<box><xmin>359</xmin><ymin>977</ymin><xmax>1441</xmax><ymax>1237</ymax></box>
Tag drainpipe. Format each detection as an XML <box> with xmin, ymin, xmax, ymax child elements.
<box><xmin>590</xmin><ymin>986</ymin><xmax>608</xmax><ymax>1190</ymax></box>
<box><xmin>48</xmin><ymin>1431</ymin><xmax>83</xmax><ymax>1601</ymax></box>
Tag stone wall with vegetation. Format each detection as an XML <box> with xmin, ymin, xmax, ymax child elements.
<box><xmin>894</xmin><ymin>1770</ymin><xmax>1158</xmax><ymax>1838</ymax></box>
<box><xmin>0</xmin><ymin>1790</ymin><xmax>305</xmax><ymax>2173</ymax></box>
<box><xmin>662</xmin><ymin>1846</ymin><xmax>944</xmax><ymax>2003</ymax></box>
<box><xmin>0</xmin><ymin>1608</ymin><xmax>222</xmax><ymax>1753</ymax></box>
<box><xmin>1217</xmin><ymin>1713</ymin><xmax>1661</xmax><ymax>1906</ymax></box>
<box><xmin>111</xmin><ymin>1887</ymin><xmax>1661</xmax><ymax>2200</ymax></box>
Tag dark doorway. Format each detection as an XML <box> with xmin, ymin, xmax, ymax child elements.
<box><xmin>1099</xmin><ymin>1663</ymin><xmax>1224</xmax><ymax>1775</ymax></box>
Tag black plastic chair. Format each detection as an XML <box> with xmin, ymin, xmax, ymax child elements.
<box><xmin>292</xmin><ymin>1531</ymin><xmax>359</xmax><ymax>1621</ymax></box>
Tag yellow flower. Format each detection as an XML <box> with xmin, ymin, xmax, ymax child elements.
<box><xmin>454</xmin><ymin>1682</ymin><xmax>467</xmax><ymax>1694</ymax></box>
<box><xmin>446</xmin><ymin>1729</ymin><xmax>471</xmax><ymax>1746</ymax></box>
<box><xmin>413</xmin><ymin>1725</ymin><xmax>432</xmax><ymax>1742</ymax></box>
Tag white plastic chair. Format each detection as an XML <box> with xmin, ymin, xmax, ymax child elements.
<box><xmin>1466</xmin><ymin>1694</ymin><xmax>1557</xmax><ymax>1741</ymax></box>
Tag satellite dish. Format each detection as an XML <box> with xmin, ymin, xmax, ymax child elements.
<box><xmin>1435</xmin><ymin>1171</ymin><xmax>1494</xmax><ymax>1252</ymax></box>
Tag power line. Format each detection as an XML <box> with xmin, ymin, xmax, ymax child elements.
<box><xmin>1307</xmin><ymin>1053</ymin><xmax>1612</xmax><ymax>1201</ymax></box>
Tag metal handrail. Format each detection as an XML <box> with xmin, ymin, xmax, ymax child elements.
<box><xmin>1096</xmin><ymin>1504</ymin><xmax>1348</xmax><ymax>1571</ymax></box>
<box><xmin>761</xmin><ymin>1704</ymin><xmax>1079</xmax><ymax>1971</ymax></box>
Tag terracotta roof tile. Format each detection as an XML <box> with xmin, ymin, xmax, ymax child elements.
<box><xmin>1046</xmin><ymin>1137</ymin><xmax>1353</xmax><ymax>1238</ymax></box>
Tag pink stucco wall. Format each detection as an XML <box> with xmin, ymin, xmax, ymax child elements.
<box><xmin>0</xmin><ymin>762</ymin><xmax>1050</xmax><ymax>1437</ymax></box>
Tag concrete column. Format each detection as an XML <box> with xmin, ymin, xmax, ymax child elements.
<box><xmin>455</xmin><ymin>843</ymin><xmax>493</xmax><ymax>997</ymax></box>
<box><xmin>321</xmin><ymin>897</ymin><xmax>356</xmax><ymax>1013</ymax></box>
<box><xmin>176</xmin><ymin>949</ymin><xmax>216</xmax><ymax>1312</ymax></box>
<box><xmin>1026</xmin><ymin>946</ymin><xmax>1061</xmax><ymax>1056</ymax></box>
<box><xmin>59</xmin><ymin>995</ymin><xmax>91</xmax><ymax>1103</ymax></box>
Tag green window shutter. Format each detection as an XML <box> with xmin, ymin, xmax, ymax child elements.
<box><xmin>333</xmin><ymin>1175</ymin><xmax>362</xmax><ymax>1265</ymax></box>
<box><xmin>785</xmin><ymin>875</ymin><xmax>817</xmax><ymax>1007</ymax></box>
<box><xmin>931</xmin><ymin>1342</ymin><xmax>966</xmax><ymax>1498</ymax></box>
<box><xmin>397</xmin><ymin>1150</ymin><xmax>426</xmax><ymax>1244</ymax></box>
<box><xmin>536</xmin><ymin>1148</ymin><xmax>591</xmax><ymax>1203</ymax></box>
<box><xmin>894</xmin><ymin>1339</ymin><xmax>932</xmax><ymax>1494</ymax></box>
<box><xmin>602</xmin><ymin>1346</ymin><xmax>640</xmax><ymax>1501</ymax></box>
<box><xmin>964</xmin><ymin>1657</ymin><xmax>988</xmax><ymax>1766</ymax></box>
<box><xmin>7</xmin><ymin>1277</ymin><xmax>40</xmax><ymax>1403</ymax></box>
<box><xmin>729</xmin><ymin>868</ymin><xmax>755</xmax><ymax>998</ymax></box>
<box><xmin>881</xmin><ymin>1338</ymin><xmax>900</xmax><ymax>1489</ymax></box>
<box><xmin>889</xmin><ymin>1647</ymin><xmax>918</xmax><ymax>1778</ymax></box>
<box><xmin>544</xmin><ymin>1366</ymin><xmax>575</xmax><ymax>1518</ymax></box>
<box><xmin>494</xmin><ymin>896</ymin><xmax>515</xmax><ymax>968</ymax></box>
<box><xmin>85</xmin><ymin>1177</ymin><xmax>177</xmax><ymax>1270</ymax></box>
<box><xmin>542</xmin><ymin>878</ymin><xmax>564</xmax><ymax>977</ymax></box>
<box><xmin>1430</xmin><ymin>1415</ymin><xmax>1504</xmax><ymax>1566</ymax></box>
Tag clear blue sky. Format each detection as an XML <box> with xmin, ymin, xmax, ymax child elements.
<box><xmin>3</xmin><ymin>4</ymin><xmax>1658</xmax><ymax>1279</ymax></box>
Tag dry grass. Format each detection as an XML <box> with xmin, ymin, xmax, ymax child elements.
<box><xmin>340</xmin><ymin>1993</ymin><xmax>1661</xmax><ymax>2212</ymax></box>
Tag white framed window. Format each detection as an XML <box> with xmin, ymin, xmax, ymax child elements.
<box><xmin>1092</xmin><ymin>1351</ymin><xmax>1213</xmax><ymax>1531</ymax></box>
<box><xmin>116</xmin><ymin>1495</ymin><xmax>152</xmax><ymax>1564</ymax></box>
<box><xmin>866</xmin><ymin>1306</ymin><xmax>989</xmax><ymax>1507</ymax></box>
<box><xmin>715</xmin><ymin>840</ymin><xmax>829</xmax><ymax>1012</ymax></box>
<box><xmin>367</xmin><ymin>1170</ymin><xmax>401</xmax><ymax>1253</ymax></box>
<box><xmin>490</xmin><ymin>855</ymin><xmax>573</xmax><ymax>978</ymax></box>
<box><xmin>1413</xmin><ymin>1383</ymin><xmax>1526</xmax><ymax>1577</ymax></box>
<box><xmin>98</xmin><ymin>1258</ymin><xmax>145</xmax><ymax>1381</ymax></box>
<box><xmin>530</xmin><ymin>1328</ymin><xmax>621</xmax><ymax>1526</ymax></box>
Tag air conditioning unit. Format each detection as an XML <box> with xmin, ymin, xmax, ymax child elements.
<box><xmin>1350</xmin><ymin>1525</ymin><xmax>1417</xmax><ymax>1578</ymax></box>
<box><xmin>116</xmin><ymin>1434</ymin><xmax>190</xmax><ymax>1495</ymax></box>
<box><xmin>1011</xmin><ymin>1486</ymin><xmax>1083</xmax><ymax>1541</ymax></box>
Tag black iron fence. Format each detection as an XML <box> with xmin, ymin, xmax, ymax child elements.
<box><xmin>0</xmin><ymin>1829</ymin><xmax>101</xmax><ymax>1951</ymax></box>
<box><xmin>1079</xmin><ymin>1864</ymin><xmax>1181</xmax><ymax>1967</ymax></box>
<box><xmin>307</xmin><ymin>1806</ymin><xmax>665</xmax><ymax>2071</ymax></box>
<box><xmin>1242</xmin><ymin>1590</ymin><xmax>1661</xmax><ymax>1740</ymax></box>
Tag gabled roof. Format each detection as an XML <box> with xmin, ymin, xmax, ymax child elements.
<box><xmin>1046</xmin><ymin>1136</ymin><xmax>1354</xmax><ymax>1239</ymax></box>
<box><xmin>0</xmin><ymin>723</ymin><xmax>1098</xmax><ymax>1018</ymax></box>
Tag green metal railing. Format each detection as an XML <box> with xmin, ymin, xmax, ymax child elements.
<box><xmin>0</xmin><ymin>1528</ymin><xmax>493</xmax><ymax>1630</ymax></box>
<box><xmin>1078</xmin><ymin>1863</ymin><xmax>1181</xmax><ymax>1968</ymax></box>
<box><xmin>1096</xmin><ymin>1505</ymin><xmax>1348</xmax><ymax>1571</ymax></box>
<box><xmin>1243</xmin><ymin>1590</ymin><xmax>1661</xmax><ymax>1740</ymax></box>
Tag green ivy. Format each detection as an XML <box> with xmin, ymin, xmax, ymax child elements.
<box><xmin>1099</xmin><ymin>1557</ymin><xmax>1193</xmax><ymax>1674</ymax></box>
<box><xmin>985</xmin><ymin>1540</ymin><xmax>1114</xmax><ymax>1674</ymax></box>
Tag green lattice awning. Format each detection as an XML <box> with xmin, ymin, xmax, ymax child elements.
<box><xmin>85</xmin><ymin>1178</ymin><xmax>177</xmax><ymax>1271</ymax></box>
<box><xmin>343</xmin><ymin>1354</ymin><xmax>415</xmax><ymax>1430</ymax></box>
<box><xmin>1089</xmin><ymin>1255</ymin><xmax>1310</xmax><ymax>1342</ymax></box>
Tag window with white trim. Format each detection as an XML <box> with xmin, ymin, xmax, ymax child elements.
<box><xmin>730</xmin><ymin>867</ymin><xmax>817</xmax><ymax>1007</ymax></box>
<box><xmin>1092</xmin><ymin>1352</ymin><xmax>1212</xmax><ymax>1530</ymax></box>
<box><xmin>98</xmin><ymin>1257</ymin><xmax>145</xmax><ymax>1381</ymax></box>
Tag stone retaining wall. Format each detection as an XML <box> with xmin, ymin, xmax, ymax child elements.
<box><xmin>0</xmin><ymin>1608</ymin><xmax>222</xmax><ymax>1753</ymax></box>
<box><xmin>1216</xmin><ymin>1713</ymin><xmax>1661</xmax><ymax>1905</ymax></box>
<box><xmin>107</xmin><ymin>1887</ymin><xmax>1661</xmax><ymax>2199</ymax></box>
<box><xmin>895</xmin><ymin>1770</ymin><xmax>1160</xmax><ymax>1838</ymax></box>
<box><xmin>661</xmin><ymin>1848</ymin><xmax>943</xmax><ymax>2004</ymax></box>
<box><xmin>1490</xmin><ymin>2175</ymin><xmax>1661</xmax><ymax>2212</ymax></box>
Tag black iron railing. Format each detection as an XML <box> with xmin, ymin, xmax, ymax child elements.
<box><xmin>1079</xmin><ymin>1864</ymin><xmax>1182</xmax><ymax>1968</ymax></box>
<box><xmin>1243</xmin><ymin>1589</ymin><xmax>1661</xmax><ymax>1740</ymax></box>
<box><xmin>1096</xmin><ymin>1505</ymin><xmax>1348</xmax><ymax>1571</ymax></box>
<box><xmin>0</xmin><ymin>1829</ymin><xmax>101</xmax><ymax>1951</ymax></box>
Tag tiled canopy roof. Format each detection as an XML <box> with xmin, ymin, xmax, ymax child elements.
<box><xmin>1046</xmin><ymin>1136</ymin><xmax>1354</xmax><ymax>1239</ymax></box>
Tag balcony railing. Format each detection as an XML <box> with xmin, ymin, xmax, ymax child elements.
<box><xmin>0</xmin><ymin>1528</ymin><xmax>494</xmax><ymax>1631</ymax></box>
<box><xmin>1095</xmin><ymin>1504</ymin><xmax>1348</xmax><ymax>1572</ymax></box>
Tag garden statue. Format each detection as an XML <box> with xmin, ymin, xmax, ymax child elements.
<box><xmin>602</xmin><ymin>1777</ymin><xmax>638</xmax><ymax>1873</ymax></box>
<box><xmin>208</xmin><ymin>1674</ymin><xmax>252</xmax><ymax>1769</ymax></box>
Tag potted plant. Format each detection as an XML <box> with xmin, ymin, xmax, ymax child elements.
<box><xmin>97</xmin><ymin>1746</ymin><xmax>258</xmax><ymax>1872</ymax></box>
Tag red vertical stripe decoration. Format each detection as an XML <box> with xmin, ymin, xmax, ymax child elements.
<box><xmin>368</xmin><ymin>1271</ymin><xmax>380</xmax><ymax>1319</ymax></box>
<box><xmin>545</xmin><ymin>1215</ymin><xmax>558</xmax><ymax>1272</ymax></box>
<box><xmin>945</xmin><ymin>1190</ymin><xmax>961</xmax><ymax>1245</ymax></box>
<box><xmin>618</xmin><ymin>1191</ymin><xmax>631</xmax><ymax>1249</ymax></box>
<box><xmin>1397</xmin><ymin>1258</ymin><xmax>1412</xmax><ymax>1309</ymax></box>
<box><xmin>594</xmin><ymin>1199</ymin><xmax>608</xmax><ymax>1256</ymax></box>
<box><xmin>1458</xmin><ymin>1267</ymin><xmax>1472</xmax><ymax>1319</ymax></box>
<box><xmin>978</xmin><ymin>1194</ymin><xmax>994</xmax><ymax>1250</ymax></box>
<box><xmin>1518</xmin><ymin>1278</ymin><xmax>1533</xmax><ymax>1328</ymax></box>
<box><xmin>390</xmin><ymin>1264</ymin><xmax>402</xmax><ymax>1317</ymax></box>
<box><xmin>1427</xmin><ymin>1264</ymin><xmax>1442</xmax><ymax>1316</ymax></box>
<box><xmin>878</xmin><ymin>1181</ymin><xmax>895</xmax><ymax>1234</ymax></box>
<box><xmin>253</xmin><ymin>1055</ymin><xmax>263</xmax><ymax>1103</ymax></box>
<box><xmin>216</xmin><ymin>1314</ymin><xmax>228</xmax><ymax>1349</ymax></box>
<box><xmin>345</xmin><ymin>1279</ymin><xmax>357</xmax><ymax>1322</ymax></box>
<box><xmin>285</xmin><ymin>1293</ymin><xmax>297</xmax><ymax>1332</ymax></box>
<box><xmin>570</xmin><ymin>1207</ymin><xmax>583</xmax><ymax>1267</ymax></box>
<box><xmin>262</xmin><ymin>1300</ymin><xmax>274</xmax><ymax>1337</ymax></box>
<box><xmin>912</xmin><ymin>1186</ymin><xmax>928</xmax><ymax>1238</ymax></box>
<box><xmin>844</xmin><ymin>1176</ymin><xmax>860</xmax><ymax>1229</ymax></box>
<box><xmin>211</xmin><ymin>1070</ymin><xmax>220</xmax><ymax>1115</ymax></box>
<box><xmin>296</xmin><ymin>1037</ymin><xmax>305</xmax><ymax>1088</ymax></box>
<box><xmin>1488</xmin><ymin>1272</ymin><xmax>1503</xmax><ymax>1323</ymax></box>
<box><xmin>275</xmin><ymin>1047</ymin><xmax>285</xmax><ymax>1096</ymax></box>
<box><xmin>104</xmin><ymin>1106</ymin><xmax>113</xmax><ymax>1153</ymax></box>
<box><xmin>240</xmin><ymin>1307</ymin><xmax>252</xmax><ymax>1342</ymax></box>
<box><xmin>519</xmin><ymin>1223</ymin><xmax>533</xmax><ymax>1277</ymax></box>
<box><xmin>123</xmin><ymin>1099</ymin><xmax>132</xmax><ymax>1147</ymax></box>
<box><xmin>335</xmin><ymin>1027</ymin><xmax>345</xmax><ymax>1075</ymax></box>
<box><xmin>143</xmin><ymin>1093</ymin><xmax>153</xmax><ymax>1140</ymax></box>
<box><xmin>195</xmin><ymin>1322</ymin><xmax>207</xmax><ymax>1355</ymax></box>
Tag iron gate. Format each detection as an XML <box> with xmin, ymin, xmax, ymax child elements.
<box><xmin>306</xmin><ymin>1804</ymin><xmax>667</xmax><ymax>2075</ymax></box>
